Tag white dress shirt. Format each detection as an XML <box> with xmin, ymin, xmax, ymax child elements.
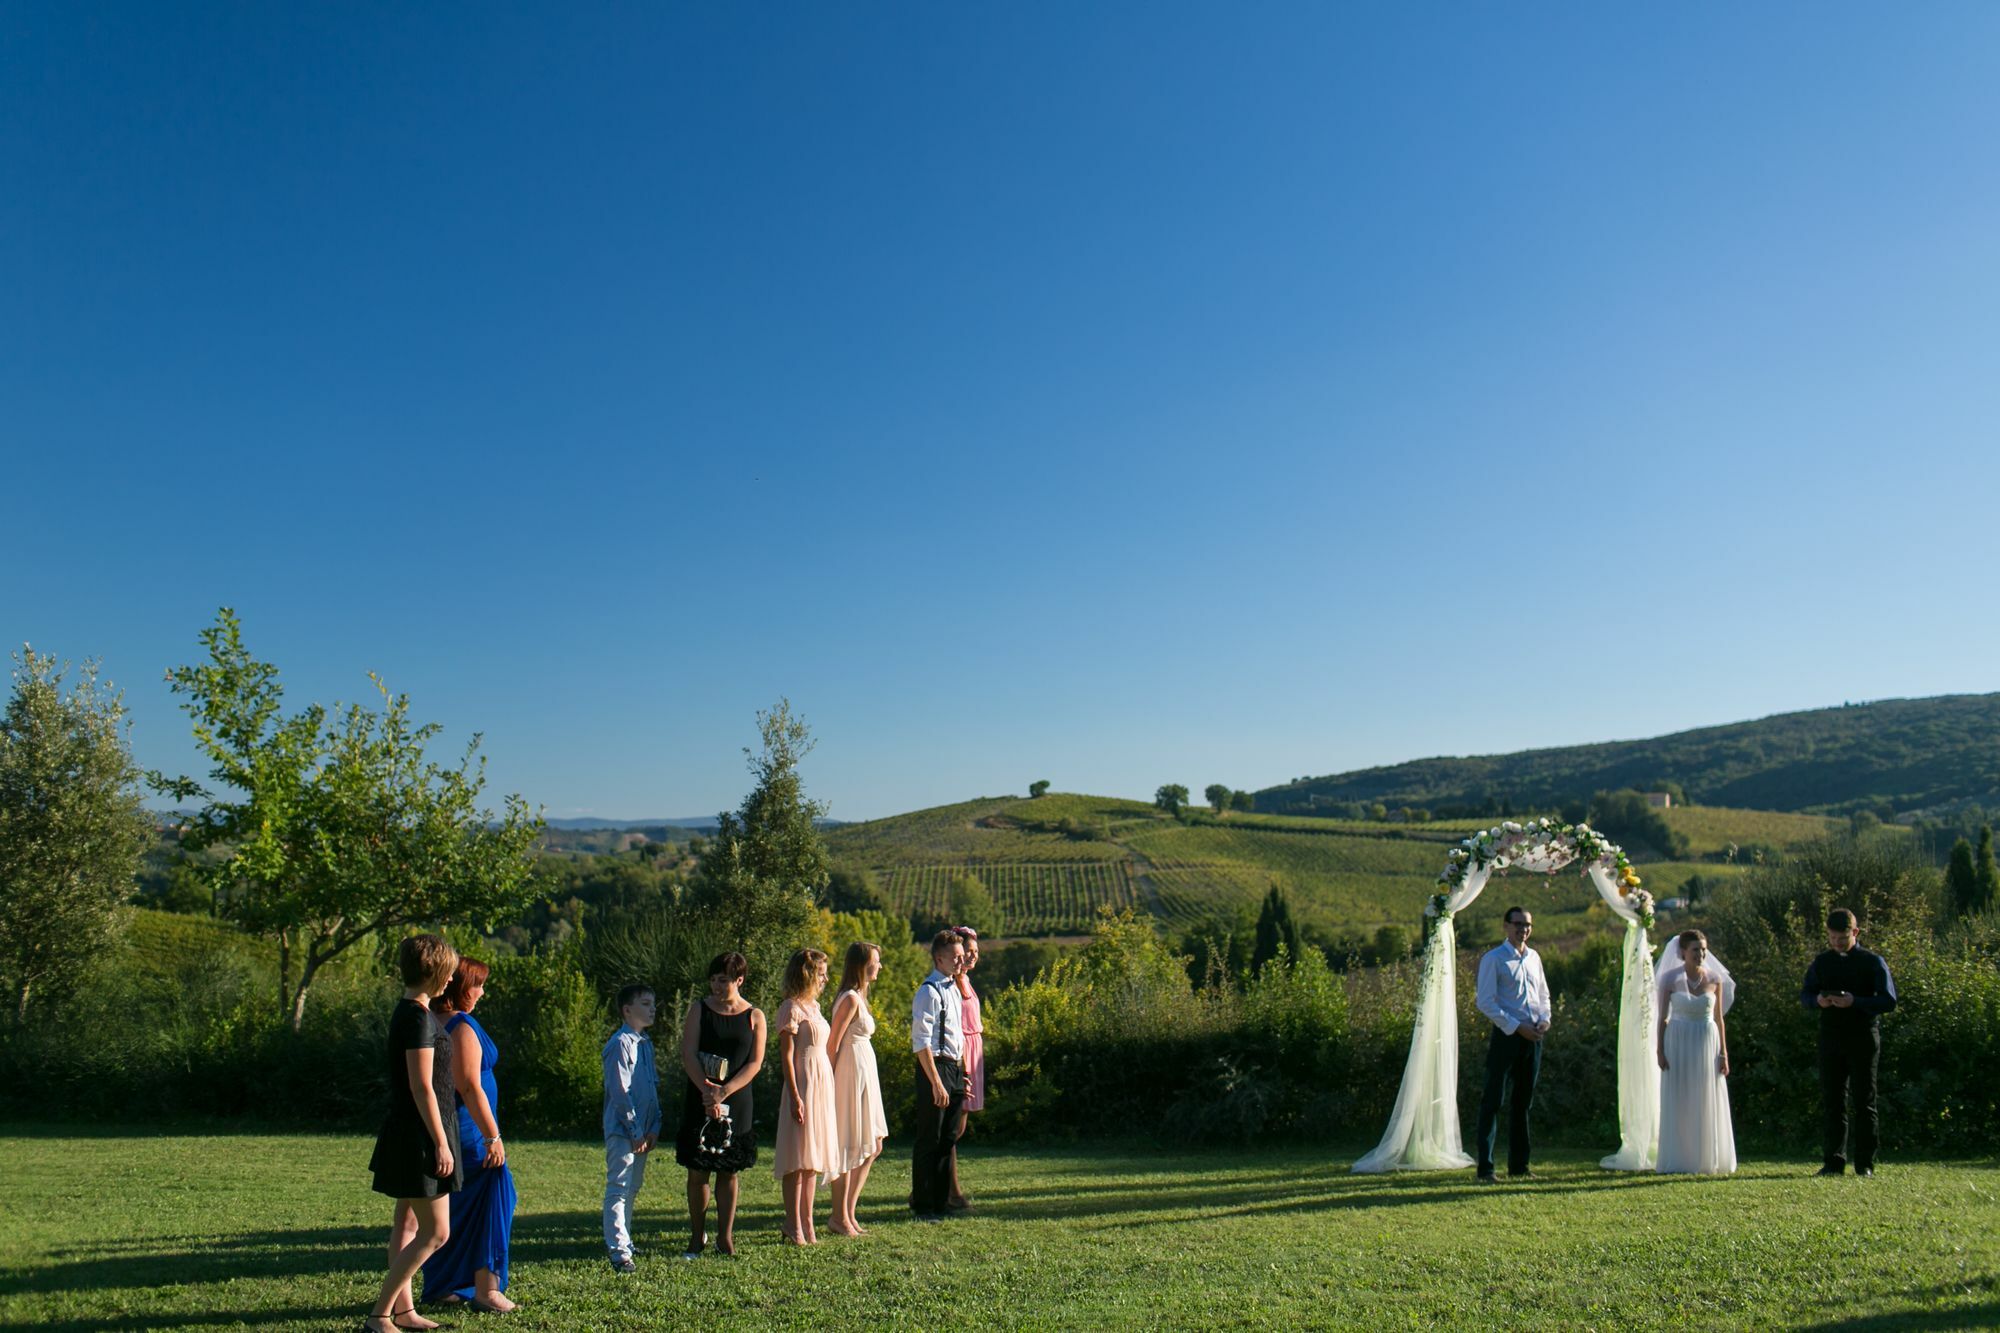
<box><xmin>1476</xmin><ymin>941</ymin><xmax>1552</xmax><ymax>1035</ymax></box>
<box><xmin>910</xmin><ymin>969</ymin><xmax>964</xmax><ymax>1060</ymax></box>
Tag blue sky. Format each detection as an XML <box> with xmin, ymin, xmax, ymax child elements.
<box><xmin>6</xmin><ymin>4</ymin><xmax>1998</xmax><ymax>820</ymax></box>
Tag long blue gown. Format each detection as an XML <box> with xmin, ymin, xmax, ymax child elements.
<box><xmin>420</xmin><ymin>1012</ymin><xmax>517</xmax><ymax>1301</ymax></box>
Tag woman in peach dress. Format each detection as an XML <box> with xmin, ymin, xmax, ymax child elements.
<box><xmin>773</xmin><ymin>948</ymin><xmax>839</xmax><ymax>1245</ymax></box>
<box><xmin>827</xmin><ymin>942</ymin><xmax>887</xmax><ymax>1237</ymax></box>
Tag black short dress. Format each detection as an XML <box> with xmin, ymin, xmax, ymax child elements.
<box><xmin>369</xmin><ymin>997</ymin><xmax>463</xmax><ymax>1199</ymax></box>
<box><xmin>674</xmin><ymin>1000</ymin><xmax>759</xmax><ymax>1173</ymax></box>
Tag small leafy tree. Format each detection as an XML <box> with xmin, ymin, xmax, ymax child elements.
<box><xmin>947</xmin><ymin>873</ymin><xmax>1005</xmax><ymax>939</ymax></box>
<box><xmin>1947</xmin><ymin>838</ymin><xmax>1979</xmax><ymax>917</ymax></box>
<box><xmin>1028</xmin><ymin>780</ymin><xmax>1051</xmax><ymax>799</ymax></box>
<box><xmin>0</xmin><ymin>650</ymin><xmax>150</xmax><ymax>1023</ymax></box>
<box><xmin>686</xmin><ymin>698</ymin><xmax>831</xmax><ymax>999</ymax></box>
<box><xmin>1231</xmin><ymin>790</ymin><xmax>1254</xmax><ymax>813</ymax></box>
<box><xmin>1205</xmin><ymin>784</ymin><xmax>1231</xmax><ymax>816</ymax></box>
<box><xmin>1154</xmin><ymin>784</ymin><xmax>1189</xmax><ymax>817</ymax></box>
<box><xmin>823</xmin><ymin>866</ymin><xmax>884</xmax><ymax>915</ymax></box>
<box><xmin>153</xmin><ymin>610</ymin><xmax>544</xmax><ymax>1030</ymax></box>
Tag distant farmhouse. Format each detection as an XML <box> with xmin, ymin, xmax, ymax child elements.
<box><xmin>1642</xmin><ymin>791</ymin><xmax>1673</xmax><ymax>809</ymax></box>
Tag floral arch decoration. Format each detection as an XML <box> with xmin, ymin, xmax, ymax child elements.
<box><xmin>1352</xmin><ymin>818</ymin><xmax>1660</xmax><ymax>1175</ymax></box>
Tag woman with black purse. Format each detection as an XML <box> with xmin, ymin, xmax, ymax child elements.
<box><xmin>674</xmin><ymin>951</ymin><xmax>765</xmax><ymax>1258</ymax></box>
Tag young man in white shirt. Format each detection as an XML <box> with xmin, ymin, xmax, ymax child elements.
<box><xmin>909</xmin><ymin>930</ymin><xmax>966</xmax><ymax>1221</ymax></box>
<box><xmin>1473</xmin><ymin>906</ymin><xmax>1551</xmax><ymax>1183</ymax></box>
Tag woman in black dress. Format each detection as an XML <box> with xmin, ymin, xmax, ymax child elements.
<box><xmin>363</xmin><ymin>935</ymin><xmax>464</xmax><ymax>1333</ymax></box>
<box><xmin>675</xmin><ymin>950</ymin><xmax>766</xmax><ymax>1258</ymax></box>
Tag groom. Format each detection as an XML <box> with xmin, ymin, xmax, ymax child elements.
<box><xmin>1473</xmin><ymin>906</ymin><xmax>1551</xmax><ymax>1183</ymax></box>
<box><xmin>909</xmin><ymin>929</ymin><xmax>967</xmax><ymax>1220</ymax></box>
<box><xmin>1801</xmin><ymin>907</ymin><xmax>1898</xmax><ymax>1177</ymax></box>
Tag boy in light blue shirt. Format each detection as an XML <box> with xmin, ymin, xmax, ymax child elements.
<box><xmin>601</xmin><ymin>983</ymin><xmax>661</xmax><ymax>1271</ymax></box>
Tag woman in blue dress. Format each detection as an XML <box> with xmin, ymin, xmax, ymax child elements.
<box><xmin>420</xmin><ymin>958</ymin><xmax>519</xmax><ymax>1313</ymax></box>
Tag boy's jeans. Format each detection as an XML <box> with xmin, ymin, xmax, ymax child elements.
<box><xmin>603</xmin><ymin>1136</ymin><xmax>647</xmax><ymax>1259</ymax></box>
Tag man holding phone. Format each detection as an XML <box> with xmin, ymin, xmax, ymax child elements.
<box><xmin>1801</xmin><ymin>908</ymin><xmax>1898</xmax><ymax>1177</ymax></box>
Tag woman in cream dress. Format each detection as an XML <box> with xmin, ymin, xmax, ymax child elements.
<box><xmin>1655</xmin><ymin>929</ymin><xmax>1737</xmax><ymax>1176</ymax></box>
<box><xmin>827</xmin><ymin>942</ymin><xmax>888</xmax><ymax>1237</ymax></box>
<box><xmin>773</xmin><ymin>949</ymin><xmax>840</xmax><ymax>1244</ymax></box>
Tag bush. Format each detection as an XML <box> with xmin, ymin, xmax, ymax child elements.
<box><xmin>477</xmin><ymin>951</ymin><xmax>607</xmax><ymax>1137</ymax></box>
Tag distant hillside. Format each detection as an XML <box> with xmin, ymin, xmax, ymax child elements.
<box><xmin>819</xmin><ymin>793</ymin><xmax>1806</xmax><ymax>941</ymax></box>
<box><xmin>1257</xmin><ymin>694</ymin><xmax>2000</xmax><ymax>818</ymax></box>
<box><xmin>544</xmin><ymin>816</ymin><xmax>721</xmax><ymax>832</ymax></box>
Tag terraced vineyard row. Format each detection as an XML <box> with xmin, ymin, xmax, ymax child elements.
<box><xmin>873</xmin><ymin>862</ymin><xmax>1139</xmax><ymax>935</ymax></box>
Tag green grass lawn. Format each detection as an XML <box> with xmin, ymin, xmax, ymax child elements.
<box><xmin>3</xmin><ymin>1131</ymin><xmax>1995</xmax><ymax>1330</ymax></box>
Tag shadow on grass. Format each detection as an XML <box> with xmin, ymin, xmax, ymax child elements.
<box><xmin>1</xmin><ymin>1163</ymin><xmax>1652</xmax><ymax>1302</ymax></box>
<box><xmin>17</xmin><ymin>1303</ymin><xmax>357</xmax><ymax>1332</ymax></box>
<box><xmin>1795</xmin><ymin>1302</ymin><xmax>2000</xmax><ymax>1332</ymax></box>
<box><xmin>0</xmin><ymin>1211</ymin><xmax>608</xmax><ymax>1299</ymax></box>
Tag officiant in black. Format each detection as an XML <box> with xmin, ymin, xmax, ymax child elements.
<box><xmin>1799</xmin><ymin>908</ymin><xmax>1898</xmax><ymax>1177</ymax></box>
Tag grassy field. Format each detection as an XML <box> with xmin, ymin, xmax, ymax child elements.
<box><xmin>1660</xmin><ymin>805</ymin><xmax>1855</xmax><ymax>858</ymax></box>
<box><xmin>2</xmin><ymin>1131</ymin><xmax>1995</xmax><ymax>1331</ymax></box>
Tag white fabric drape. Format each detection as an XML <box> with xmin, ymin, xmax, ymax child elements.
<box><xmin>1351</xmin><ymin>863</ymin><xmax>1492</xmax><ymax>1173</ymax></box>
<box><xmin>1587</xmin><ymin>863</ymin><xmax>1658</xmax><ymax>1171</ymax></box>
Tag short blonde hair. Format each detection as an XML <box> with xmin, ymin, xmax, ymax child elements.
<box><xmin>782</xmin><ymin>947</ymin><xmax>828</xmax><ymax>1000</ymax></box>
<box><xmin>398</xmin><ymin>934</ymin><xmax>459</xmax><ymax>994</ymax></box>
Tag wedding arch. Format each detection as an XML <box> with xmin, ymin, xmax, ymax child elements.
<box><xmin>1351</xmin><ymin>817</ymin><xmax>1659</xmax><ymax>1174</ymax></box>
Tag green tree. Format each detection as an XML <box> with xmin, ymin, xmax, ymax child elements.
<box><xmin>153</xmin><ymin>610</ymin><xmax>544</xmax><ymax>1030</ymax></box>
<box><xmin>1231</xmin><ymin>790</ymin><xmax>1254</xmax><ymax>813</ymax></box>
<box><xmin>1372</xmin><ymin>924</ymin><xmax>1411</xmax><ymax>963</ymax></box>
<box><xmin>0</xmin><ymin>649</ymin><xmax>150</xmax><ymax>1023</ymax></box>
<box><xmin>1946</xmin><ymin>838</ymin><xmax>1978</xmax><ymax>917</ymax></box>
<box><xmin>822</xmin><ymin>866</ymin><xmax>884</xmax><ymax>916</ymax></box>
<box><xmin>686</xmin><ymin>698</ymin><xmax>831</xmax><ymax>999</ymax></box>
<box><xmin>1205</xmin><ymin>784</ymin><xmax>1231</xmax><ymax>815</ymax></box>
<box><xmin>1028</xmin><ymin>779</ymin><xmax>1051</xmax><ymax>799</ymax></box>
<box><xmin>1154</xmin><ymin>784</ymin><xmax>1190</xmax><ymax>817</ymax></box>
<box><xmin>947</xmin><ymin>873</ymin><xmax>1005</xmax><ymax>938</ymax></box>
<box><xmin>1251</xmin><ymin>884</ymin><xmax>1301</xmax><ymax>975</ymax></box>
<box><xmin>1977</xmin><ymin>826</ymin><xmax>1998</xmax><ymax>914</ymax></box>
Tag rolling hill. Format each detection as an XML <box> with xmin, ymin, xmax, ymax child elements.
<box><xmin>1255</xmin><ymin>693</ymin><xmax>2000</xmax><ymax>819</ymax></box>
<box><xmin>821</xmin><ymin>793</ymin><xmax>1841</xmax><ymax>943</ymax></box>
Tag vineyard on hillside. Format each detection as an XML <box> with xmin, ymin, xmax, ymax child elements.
<box><xmin>873</xmin><ymin>861</ymin><xmax>1140</xmax><ymax>935</ymax></box>
<box><xmin>829</xmin><ymin>794</ymin><xmax>1781</xmax><ymax>943</ymax></box>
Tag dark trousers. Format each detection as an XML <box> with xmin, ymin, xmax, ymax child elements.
<box><xmin>1819</xmin><ymin>1027</ymin><xmax>1881</xmax><ymax>1170</ymax></box>
<box><xmin>1476</xmin><ymin>1029</ymin><xmax>1542</xmax><ymax>1176</ymax></box>
<box><xmin>910</xmin><ymin>1058</ymin><xmax>966</xmax><ymax>1215</ymax></box>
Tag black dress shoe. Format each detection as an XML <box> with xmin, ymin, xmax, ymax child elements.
<box><xmin>1475</xmin><ymin>1172</ymin><xmax>1498</xmax><ymax>1184</ymax></box>
<box><xmin>1814</xmin><ymin>1165</ymin><xmax>1845</xmax><ymax>1177</ymax></box>
<box><xmin>1855</xmin><ymin>1166</ymin><xmax>1875</xmax><ymax>1178</ymax></box>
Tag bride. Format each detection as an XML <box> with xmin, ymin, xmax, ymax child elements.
<box><xmin>1655</xmin><ymin>928</ymin><xmax>1737</xmax><ymax>1176</ymax></box>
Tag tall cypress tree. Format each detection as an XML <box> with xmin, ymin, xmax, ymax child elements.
<box><xmin>1252</xmin><ymin>884</ymin><xmax>1300</xmax><ymax>974</ymax></box>
<box><xmin>1946</xmin><ymin>837</ymin><xmax>1979</xmax><ymax>917</ymax></box>
<box><xmin>1976</xmin><ymin>825</ymin><xmax>1999</xmax><ymax>914</ymax></box>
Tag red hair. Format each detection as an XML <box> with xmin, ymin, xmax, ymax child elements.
<box><xmin>434</xmin><ymin>957</ymin><xmax>491</xmax><ymax>1016</ymax></box>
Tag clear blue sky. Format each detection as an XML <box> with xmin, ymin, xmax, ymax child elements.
<box><xmin>6</xmin><ymin>4</ymin><xmax>1998</xmax><ymax>821</ymax></box>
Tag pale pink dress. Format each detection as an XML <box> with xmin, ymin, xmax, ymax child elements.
<box><xmin>829</xmin><ymin>989</ymin><xmax>888</xmax><ymax>1179</ymax></box>
<box><xmin>959</xmin><ymin>978</ymin><xmax>986</xmax><ymax>1112</ymax></box>
<box><xmin>772</xmin><ymin>997</ymin><xmax>839</xmax><ymax>1183</ymax></box>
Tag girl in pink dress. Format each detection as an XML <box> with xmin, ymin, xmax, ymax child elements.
<box><xmin>827</xmin><ymin>941</ymin><xmax>888</xmax><ymax>1237</ymax></box>
<box><xmin>773</xmin><ymin>949</ymin><xmax>839</xmax><ymax>1245</ymax></box>
<box><xmin>950</xmin><ymin>927</ymin><xmax>985</xmax><ymax>1210</ymax></box>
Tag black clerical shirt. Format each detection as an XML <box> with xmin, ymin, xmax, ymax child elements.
<box><xmin>1799</xmin><ymin>947</ymin><xmax>1898</xmax><ymax>1036</ymax></box>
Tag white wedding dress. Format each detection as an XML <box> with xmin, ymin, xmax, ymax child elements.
<box><xmin>1655</xmin><ymin>972</ymin><xmax>1737</xmax><ymax>1176</ymax></box>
